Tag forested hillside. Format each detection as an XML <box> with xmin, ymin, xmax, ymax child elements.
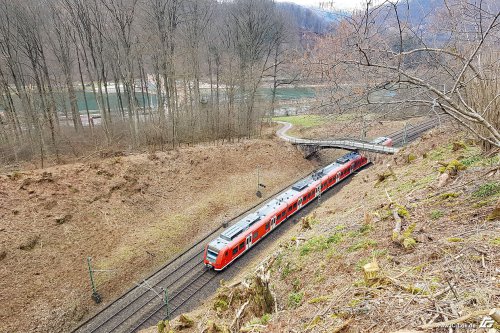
<box><xmin>1</xmin><ymin>0</ymin><xmax>498</xmax><ymax>169</ymax></box>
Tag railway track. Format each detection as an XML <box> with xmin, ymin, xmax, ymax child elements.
<box><xmin>72</xmin><ymin>166</ymin><xmax>331</xmax><ymax>333</ymax></box>
<box><xmin>388</xmin><ymin>118</ymin><xmax>439</xmax><ymax>146</ymax></box>
<box><xmin>71</xmin><ymin>117</ymin><xmax>441</xmax><ymax>333</ymax></box>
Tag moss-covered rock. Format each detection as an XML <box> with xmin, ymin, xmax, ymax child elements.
<box><xmin>438</xmin><ymin>159</ymin><xmax>466</xmax><ymax>175</ymax></box>
<box><xmin>213</xmin><ymin>298</ymin><xmax>229</xmax><ymax>313</ymax></box>
<box><xmin>176</xmin><ymin>314</ymin><xmax>194</xmax><ymax>329</ymax></box>
<box><xmin>157</xmin><ymin>320</ymin><xmax>173</xmax><ymax>333</ymax></box>
<box><xmin>440</xmin><ymin>192</ymin><xmax>461</xmax><ymax>200</ymax></box>
<box><xmin>406</xmin><ymin>153</ymin><xmax>417</xmax><ymax>163</ymax></box>
<box><xmin>487</xmin><ymin>199</ymin><xmax>500</xmax><ymax>220</ymax></box>
<box><xmin>452</xmin><ymin>141</ymin><xmax>467</xmax><ymax>151</ymax></box>
<box><xmin>204</xmin><ymin>320</ymin><xmax>229</xmax><ymax>333</ymax></box>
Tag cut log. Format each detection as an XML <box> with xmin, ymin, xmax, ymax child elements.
<box><xmin>489</xmin><ymin>308</ymin><xmax>500</xmax><ymax>323</ymax></box>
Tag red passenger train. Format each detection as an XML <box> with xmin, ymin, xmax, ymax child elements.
<box><xmin>203</xmin><ymin>137</ymin><xmax>392</xmax><ymax>271</ymax></box>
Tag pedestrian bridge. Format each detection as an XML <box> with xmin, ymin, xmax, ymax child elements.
<box><xmin>275</xmin><ymin>121</ymin><xmax>399</xmax><ymax>155</ymax></box>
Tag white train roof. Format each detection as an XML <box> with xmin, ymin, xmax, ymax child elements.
<box><xmin>208</xmin><ymin>151</ymin><xmax>362</xmax><ymax>252</ymax></box>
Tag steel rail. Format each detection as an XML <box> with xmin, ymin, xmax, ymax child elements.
<box><xmin>71</xmin><ymin>167</ymin><xmax>329</xmax><ymax>333</ymax></box>
<box><xmin>129</xmin><ymin>268</ymin><xmax>218</xmax><ymax>332</ymax></box>
<box><xmin>72</xmin><ymin>118</ymin><xmax>440</xmax><ymax>333</ymax></box>
<box><xmin>96</xmin><ymin>257</ymin><xmax>205</xmax><ymax>333</ymax></box>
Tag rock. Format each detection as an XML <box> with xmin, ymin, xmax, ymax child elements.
<box><xmin>44</xmin><ymin>200</ymin><xmax>57</xmax><ymax>210</ymax></box>
<box><xmin>203</xmin><ymin>321</ymin><xmax>229</xmax><ymax>333</ymax></box>
<box><xmin>406</xmin><ymin>153</ymin><xmax>417</xmax><ymax>163</ymax></box>
<box><xmin>175</xmin><ymin>314</ymin><xmax>194</xmax><ymax>329</ymax></box>
<box><xmin>437</xmin><ymin>172</ymin><xmax>450</xmax><ymax>188</ymax></box>
<box><xmin>452</xmin><ymin>141</ymin><xmax>466</xmax><ymax>151</ymax></box>
<box><xmin>55</xmin><ymin>214</ymin><xmax>72</xmax><ymax>225</ymax></box>
<box><xmin>19</xmin><ymin>178</ymin><xmax>33</xmax><ymax>190</ymax></box>
<box><xmin>156</xmin><ymin>320</ymin><xmax>173</xmax><ymax>333</ymax></box>
<box><xmin>19</xmin><ymin>235</ymin><xmax>40</xmax><ymax>251</ymax></box>
<box><xmin>487</xmin><ymin>199</ymin><xmax>500</xmax><ymax>221</ymax></box>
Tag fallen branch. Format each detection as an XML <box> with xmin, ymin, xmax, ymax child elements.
<box><xmin>419</xmin><ymin>309</ymin><xmax>491</xmax><ymax>329</ymax></box>
<box><xmin>231</xmin><ymin>300</ymin><xmax>250</xmax><ymax>330</ymax></box>
<box><xmin>332</xmin><ymin>318</ymin><xmax>353</xmax><ymax>333</ymax></box>
<box><xmin>386</xmin><ymin>189</ymin><xmax>403</xmax><ymax>240</ymax></box>
<box><xmin>240</xmin><ymin>324</ymin><xmax>267</xmax><ymax>332</ymax></box>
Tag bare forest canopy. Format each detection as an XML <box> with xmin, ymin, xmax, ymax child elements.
<box><xmin>0</xmin><ymin>0</ymin><xmax>499</xmax><ymax>169</ymax></box>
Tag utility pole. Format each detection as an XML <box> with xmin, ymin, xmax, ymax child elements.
<box><xmin>432</xmin><ymin>99</ymin><xmax>441</xmax><ymax>128</ymax></box>
<box><xmin>403</xmin><ymin>122</ymin><xmax>407</xmax><ymax>145</ymax></box>
<box><xmin>137</xmin><ymin>280</ymin><xmax>169</xmax><ymax>319</ymax></box>
<box><xmin>256</xmin><ymin>166</ymin><xmax>266</xmax><ymax>198</ymax></box>
<box><xmin>163</xmin><ymin>287</ymin><xmax>169</xmax><ymax>320</ymax></box>
<box><xmin>87</xmin><ymin>257</ymin><xmax>102</xmax><ymax>304</ymax></box>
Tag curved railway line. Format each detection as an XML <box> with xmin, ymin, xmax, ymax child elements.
<box><xmin>71</xmin><ymin>117</ymin><xmax>440</xmax><ymax>333</ymax></box>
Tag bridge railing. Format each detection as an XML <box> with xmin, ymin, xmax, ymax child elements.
<box><xmin>283</xmin><ymin>136</ymin><xmax>398</xmax><ymax>154</ymax></box>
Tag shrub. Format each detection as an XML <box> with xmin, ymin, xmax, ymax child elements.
<box><xmin>288</xmin><ymin>292</ymin><xmax>304</xmax><ymax>308</ymax></box>
<box><xmin>396</xmin><ymin>204</ymin><xmax>410</xmax><ymax>218</ymax></box>
<box><xmin>308</xmin><ymin>296</ymin><xmax>329</xmax><ymax>304</ymax></box>
<box><xmin>213</xmin><ymin>298</ymin><xmax>229</xmax><ymax>312</ymax></box>
<box><xmin>260</xmin><ymin>313</ymin><xmax>271</xmax><ymax>325</ymax></box>
<box><xmin>447</xmin><ymin>237</ymin><xmax>464</xmax><ymax>242</ymax></box>
<box><xmin>472</xmin><ymin>182</ymin><xmax>500</xmax><ymax>198</ymax></box>
<box><xmin>300</xmin><ymin>236</ymin><xmax>328</xmax><ymax>256</ymax></box>
<box><xmin>406</xmin><ymin>153</ymin><xmax>417</xmax><ymax>163</ymax></box>
<box><xmin>430</xmin><ymin>210</ymin><xmax>444</xmax><ymax>219</ymax></box>
<box><xmin>326</xmin><ymin>233</ymin><xmax>343</xmax><ymax>244</ymax></box>
<box><xmin>348</xmin><ymin>239</ymin><xmax>377</xmax><ymax>252</ymax></box>
<box><xmin>440</xmin><ymin>192</ymin><xmax>460</xmax><ymax>200</ymax></box>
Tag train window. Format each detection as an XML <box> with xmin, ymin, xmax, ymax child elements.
<box><xmin>239</xmin><ymin>242</ymin><xmax>245</xmax><ymax>250</ymax></box>
<box><xmin>303</xmin><ymin>196</ymin><xmax>307</xmax><ymax>201</ymax></box>
<box><xmin>232</xmin><ymin>248</ymin><xmax>238</xmax><ymax>255</ymax></box>
<box><xmin>253</xmin><ymin>231</ymin><xmax>258</xmax><ymax>239</ymax></box>
<box><xmin>265</xmin><ymin>222</ymin><xmax>270</xmax><ymax>230</ymax></box>
<box><xmin>225</xmin><ymin>251</ymin><xmax>228</xmax><ymax>256</ymax></box>
<box><xmin>281</xmin><ymin>211</ymin><xmax>286</xmax><ymax>218</ymax></box>
<box><xmin>293</xmin><ymin>203</ymin><xmax>297</xmax><ymax>209</ymax></box>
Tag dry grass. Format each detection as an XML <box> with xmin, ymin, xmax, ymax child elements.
<box><xmin>275</xmin><ymin>113</ymin><xmax>427</xmax><ymax>141</ymax></box>
<box><xmin>163</xmin><ymin>127</ymin><xmax>500</xmax><ymax>333</ymax></box>
<box><xmin>0</xmin><ymin>139</ymin><xmax>317</xmax><ymax>333</ymax></box>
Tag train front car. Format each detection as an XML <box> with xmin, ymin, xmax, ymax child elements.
<box><xmin>372</xmin><ymin>136</ymin><xmax>393</xmax><ymax>147</ymax></box>
<box><xmin>203</xmin><ymin>139</ymin><xmax>390</xmax><ymax>271</ymax></box>
<box><xmin>204</xmin><ymin>237</ymin><xmax>228</xmax><ymax>269</ymax></box>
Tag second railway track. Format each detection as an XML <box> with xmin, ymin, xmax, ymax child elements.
<box><xmin>72</xmin><ymin>117</ymin><xmax>440</xmax><ymax>333</ymax></box>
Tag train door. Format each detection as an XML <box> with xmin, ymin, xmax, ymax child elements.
<box><xmin>246</xmin><ymin>234</ymin><xmax>252</xmax><ymax>249</ymax></box>
<box><xmin>350</xmin><ymin>164</ymin><xmax>354</xmax><ymax>174</ymax></box>
<box><xmin>271</xmin><ymin>216</ymin><xmax>276</xmax><ymax>229</ymax></box>
<box><xmin>298</xmin><ymin>198</ymin><xmax>303</xmax><ymax>209</ymax></box>
<box><xmin>336</xmin><ymin>172</ymin><xmax>341</xmax><ymax>182</ymax></box>
<box><xmin>316</xmin><ymin>185</ymin><xmax>321</xmax><ymax>197</ymax></box>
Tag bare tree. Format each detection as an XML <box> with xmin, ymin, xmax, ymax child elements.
<box><xmin>320</xmin><ymin>0</ymin><xmax>500</xmax><ymax>148</ymax></box>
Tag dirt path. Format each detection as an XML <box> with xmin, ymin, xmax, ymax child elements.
<box><xmin>274</xmin><ymin>120</ymin><xmax>398</xmax><ymax>154</ymax></box>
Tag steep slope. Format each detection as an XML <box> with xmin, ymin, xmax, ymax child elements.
<box><xmin>148</xmin><ymin>127</ymin><xmax>499</xmax><ymax>332</ymax></box>
<box><xmin>0</xmin><ymin>139</ymin><xmax>317</xmax><ymax>333</ymax></box>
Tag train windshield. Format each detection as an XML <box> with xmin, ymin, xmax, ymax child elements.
<box><xmin>207</xmin><ymin>248</ymin><xmax>219</xmax><ymax>262</ymax></box>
